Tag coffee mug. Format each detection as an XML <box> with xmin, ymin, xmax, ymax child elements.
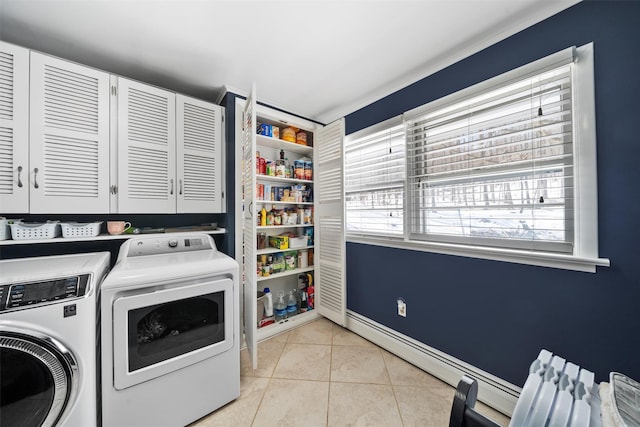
<box><xmin>107</xmin><ymin>221</ymin><xmax>131</xmax><ymax>235</ymax></box>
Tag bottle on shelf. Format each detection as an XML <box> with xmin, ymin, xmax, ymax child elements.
<box><xmin>271</xmin><ymin>204</ymin><xmax>281</xmax><ymax>226</ymax></box>
<box><xmin>298</xmin><ymin>273</ymin><xmax>314</xmax><ymax>311</ymax></box>
<box><xmin>263</xmin><ymin>287</ymin><xmax>273</xmax><ymax>317</ymax></box>
<box><xmin>267</xmin><ymin>205</ymin><xmax>275</xmax><ymax>226</ymax></box>
<box><xmin>307</xmin><ymin>275</ymin><xmax>314</xmax><ymax>310</ymax></box>
<box><xmin>260</xmin><ymin>205</ymin><xmax>267</xmax><ymax>227</ymax></box>
<box><xmin>300</xmin><ymin>291</ymin><xmax>308</xmax><ymax>313</ymax></box>
<box><xmin>286</xmin><ymin>290</ymin><xmax>298</xmax><ymax>318</ymax></box>
<box><xmin>274</xmin><ymin>292</ymin><xmax>287</xmax><ymax>321</ymax></box>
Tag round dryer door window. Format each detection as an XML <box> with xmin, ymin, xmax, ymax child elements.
<box><xmin>0</xmin><ymin>334</ymin><xmax>75</xmax><ymax>427</ymax></box>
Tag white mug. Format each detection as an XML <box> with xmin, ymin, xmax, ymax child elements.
<box><xmin>107</xmin><ymin>221</ymin><xmax>131</xmax><ymax>235</ymax></box>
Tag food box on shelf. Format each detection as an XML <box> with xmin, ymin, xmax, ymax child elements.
<box><xmin>268</xmin><ymin>235</ymin><xmax>289</xmax><ymax>250</ymax></box>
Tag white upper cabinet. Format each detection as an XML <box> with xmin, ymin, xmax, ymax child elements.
<box><xmin>177</xmin><ymin>95</ymin><xmax>224</xmax><ymax>213</ymax></box>
<box><xmin>116</xmin><ymin>77</ymin><xmax>176</xmax><ymax>213</ymax></box>
<box><xmin>29</xmin><ymin>52</ymin><xmax>110</xmax><ymax>213</ymax></box>
<box><xmin>0</xmin><ymin>42</ymin><xmax>30</xmax><ymax>213</ymax></box>
<box><xmin>1</xmin><ymin>44</ymin><xmax>225</xmax><ymax>216</ymax></box>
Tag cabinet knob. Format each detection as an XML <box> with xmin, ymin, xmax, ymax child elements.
<box><xmin>169</xmin><ymin>179</ymin><xmax>174</xmax><ymax>195</ymax></box>
<box><xmin>110</xmin><ymin>185</ymin><xmax>118</xmax><ymax>195</ymax></box>
<box><xmin>179</xmin><ymin>179</ymin><xmax>183</xmax><ymax>195</ymax></box>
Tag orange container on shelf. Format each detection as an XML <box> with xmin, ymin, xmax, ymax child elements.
<box><xmin>296</xmin><ymin>131</ymin><xmax>307</xmax><ymax>146</ymax></box>
<box><xmin>281</xmin><ymin>127</ymin><xmax>297</xmax><ymax>143</ymax></box>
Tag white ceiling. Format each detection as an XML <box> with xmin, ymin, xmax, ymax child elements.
<box><xmin>0</xmin><ymin>0</ymin><xmax>579</xmax><ymax>124</ymax></box>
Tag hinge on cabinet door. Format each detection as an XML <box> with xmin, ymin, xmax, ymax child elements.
<box><xmin>110</xmin><ymin>185</ymin><xmax>118</xmax><ymax>195</ymax></box>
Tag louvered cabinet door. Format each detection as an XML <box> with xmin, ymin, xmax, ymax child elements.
<box><xmin>29</xmin><ymin>52</ymin><xmax>110</xmax><ymax>213</ymax></box>
<box><xmin>176</xmin><ymin>95</ymin><xmax>224</xmax><ymax>213</ymax></box>
<box><xmin>117</xmin><ymin>78</ymin><xmax>176</xmax><ymax>213</ymax></box>
<box><xmin>0</xmin><ymin>42</ymin><xmax>29</xmax><ymax>213</ymax></box>
<box><xmin>315</xmin><ymin>119</ymin><xmax>347</xmax><ymax>327</ymax></box>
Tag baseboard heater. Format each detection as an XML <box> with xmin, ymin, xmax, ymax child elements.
<box><xmin>346</xmin><ymin>311</ymin><xmax>520</xmax><ymax>417</ymax></box>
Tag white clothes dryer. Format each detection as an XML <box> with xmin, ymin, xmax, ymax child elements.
<box><xmin>100</xmin><ymin>233</ymin><xmax>239</xmax><ymax>427</ymax></box>
<box><xmin>0</xmin><ymin>252</ymin><xmax>110</xmax><ymax>427</ymax></box>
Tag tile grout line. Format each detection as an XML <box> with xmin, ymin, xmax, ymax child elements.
<box><xmin>250</xmin><ymin>333</ymin><xmax>289</xmax><ymax>427</ymax></box>
<box><xmin>382</xmin><ymin>349</ymin><xmax>407</xmax><ymax>426</ymax></box>
<box><xmin>326</xmin><ymin>323</ymin><xmax>334</xmax><ymax>427</ymax></box>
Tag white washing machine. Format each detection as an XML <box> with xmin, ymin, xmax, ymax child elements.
<box><xmin>0</xmin><ymin>252</ymin><xmax>110</xmax><ymax>427</ymax></box>
<box><xmin>100</xmin><ymin>233</ymin><xmax>240</xmax><ymax>427</ymax></box>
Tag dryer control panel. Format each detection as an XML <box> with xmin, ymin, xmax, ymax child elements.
<box><xmin>124</xmin><ymin>235</ymin><xmax>215</xmax><ymax>257</ymax></box>
<box><xmin>0</xmin><ymin>274</ymin><xmax>90</xmax><ymax>312</ymax></box>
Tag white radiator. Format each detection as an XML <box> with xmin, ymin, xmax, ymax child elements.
<box><xmin>510</xmin><ymin>349</ymin><xmax>602</xmax><ymax>427</ymax></box>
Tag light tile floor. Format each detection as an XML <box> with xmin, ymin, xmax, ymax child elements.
<box><xmin>191</xmin><ymin>318</ymin><xmax>511</xmax><ymax>427</ymax></box>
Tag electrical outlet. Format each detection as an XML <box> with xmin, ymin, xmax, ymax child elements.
<box><xmin>397</xmin><ymin>299</ymin><xmax>406</xmax><ymax>317</ymax></box>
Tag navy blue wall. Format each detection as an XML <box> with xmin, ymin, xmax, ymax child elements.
<box><xmin>345</xmin><ymin>1</ymin><xmax>640</xmax><ymax>386</ymax></box>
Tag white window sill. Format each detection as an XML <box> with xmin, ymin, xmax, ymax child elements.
<box><xmin>346</xmin><ymin>235</ymin><xmax>610</xmax><ymax>273</ymax></box>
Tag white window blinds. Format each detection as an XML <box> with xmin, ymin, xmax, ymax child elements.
<box><xmin>405</xmin><ymin>56</ymin><xmax>575</xmax><ymax>253</ymax></box>
<box><xmin>345</xmin><ymin>117</ymin><xmax>405</xmax><ymax>235</ymax></box>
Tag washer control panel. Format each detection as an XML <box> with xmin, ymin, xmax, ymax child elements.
<box><xmin>0</xmin><ymin>274</ymin><xmax>90</xmax><ymax>312</ymax></box>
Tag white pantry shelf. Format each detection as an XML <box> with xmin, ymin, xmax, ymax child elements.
<box><xmin>256</xmin><ymin>134</ymin><xmax>313</xmax><ymax>155</ymax></box>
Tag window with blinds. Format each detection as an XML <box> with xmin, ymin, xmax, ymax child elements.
<box><xmin>344</xmin><ymin>44</ymin><xmax>605</xmax><ymax>271</ymax></box>
<box><xmin>405</xmin><ymin>62</ymin><xmax>574</xmax><ymax>253</ymax></box>
<box><xmin>345</xmin><ymin>118</ymin><xmax>405</xmax><ymax>235</ymax></box>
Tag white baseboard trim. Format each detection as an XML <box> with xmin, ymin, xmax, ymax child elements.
<box><xmin>346</xmin><ymin>310</ymin><xmax>520</xmax><ymax>417</ymax></box>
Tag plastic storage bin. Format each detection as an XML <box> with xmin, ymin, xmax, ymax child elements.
<box><xmin>0</xmin><ymin>218</ymin><xmax>21</xmax><ymax>240</ymax></box>
<box><xmin>289</xmin><ymin>236</ymin><xmax>307</xmax><ymax>248</ymax></box>
<box><xmin>60</xmin><ymin>222</ymin><xmax>103</xmax><ymax>238</ymax></box>
<box><xmin>10</xmin><ymin>222</ymin><xmax>61</xmax><ymax>240</ymax></box>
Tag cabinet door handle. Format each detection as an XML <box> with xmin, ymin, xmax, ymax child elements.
<box><xmin>17</xmin><ymin>166</ymin><xmax>23</xmax><ymax>188</ymax></box>
<box><xmin>170</xmin><ymin>179</ymin><xmax>174</xmax><ymax>195</ymax></box>
<box><xmin>33</xmin><ymin>168</ymin><xmax>39</xmax><ymax>189</ymax></box>
<box><xmin>179</xmin><ymin>179</ymin><xmax>183</xmax><ymax>195</ymax></box>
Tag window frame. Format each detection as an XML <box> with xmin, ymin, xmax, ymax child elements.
<box><xmin>345</xmin><ymin>43</ymin><xmax>609</xmax><ymax>273</ymax></box>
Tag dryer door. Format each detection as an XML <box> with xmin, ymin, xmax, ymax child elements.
<box><xmin>112</xmin><ymin>275</ymin><xmax>234</xmax><ymax>390</ymax></box>
<box><xmin>0</xmin><ymin>333</ymin><xmax>76</xmax><ymax>427</ymax></box>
